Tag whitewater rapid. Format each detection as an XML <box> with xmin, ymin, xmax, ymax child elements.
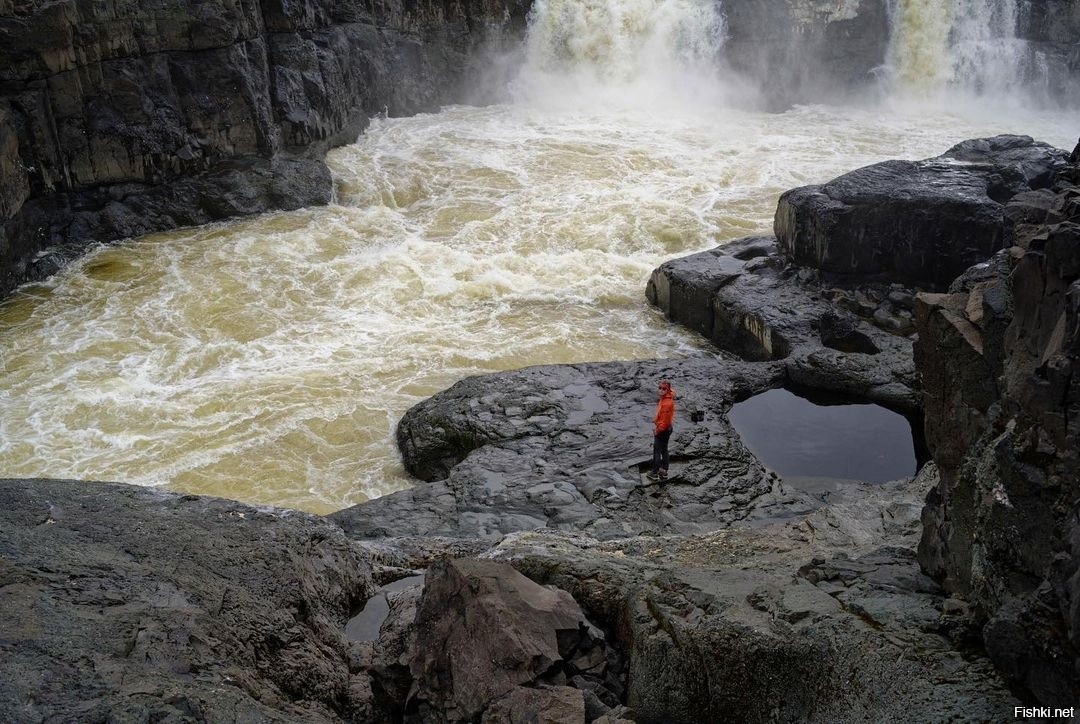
<box><xmin>1</xmin><ymin>101</ymin><xmax>1073</xmax><ymax>512</ymax></box>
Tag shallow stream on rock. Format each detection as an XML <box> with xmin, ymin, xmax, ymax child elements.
<box><xmin>0</xmin><ymin>0</ymin><xmax>1075</xmax><ymax>512</ymax></box>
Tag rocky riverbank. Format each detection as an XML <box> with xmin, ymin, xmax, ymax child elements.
<box><xmin>4</xmin><ymin>134</ymin><xmax>1077</xmax><ymax>721</ymax></box>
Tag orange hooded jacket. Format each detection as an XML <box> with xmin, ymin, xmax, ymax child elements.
<box><xmin>654</xmin><ymin>386</ymin><xmax>675</xmax><ymax>435</ymax></box>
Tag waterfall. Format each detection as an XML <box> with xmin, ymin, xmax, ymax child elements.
<box><xmin>514</xmin><ymin>0</ymin><xmax>733</xmax><ymax>108</ymax></box>
<box><xmin>889</xmin><ymin>0</ymin><xmax>1051</xmax><ymax>102</ymax></box>
<box><xmin>890</xmin><ymin>0</ymin><xmax>954</xmax><ymax>92</ymax></box>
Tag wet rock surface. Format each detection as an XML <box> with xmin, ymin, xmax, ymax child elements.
<box><xmin>916</xmin><ymin>139</ymin><xmax>1080</xmax><ymax>705</ymax></box>
<box><xmin>492</xmin><ymin>473</ymin><xmax>1019</xmax><ymax>722</ymax></box>
<box><xmin>0</xmin><ymin>478</ymin><xmax>376</xmax><ymax>721</ymax></box>
<box><xmin>344</xmin><ymin>466</ymin><xmax>1021</xmax><ymax>722</ymax></box>
<box><xmin>775</xmin><ymin>135</ymin><xmax>1069</xmax><ymax>288</ymax></box>
<box><xmin>332</xmin><ymin>222</ymin><xmax>945</xmax><ymax>544</ymax></box>
<box><xmin>646</xmin><ymin>235</ymin><xmax>918</xmax><ymax>411</ymax></box>
<box><xmin>331</xmin><ymin>357</ymin><xmax>834</xmax><ymax>542</ymax></box>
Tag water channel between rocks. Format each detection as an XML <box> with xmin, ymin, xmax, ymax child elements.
<box><xmin>0</xmin><ymin>0</ymin><xmax>1075</xmax><ymax>513</ymax></box>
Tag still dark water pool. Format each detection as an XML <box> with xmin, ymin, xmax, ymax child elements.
<box><xmin>729</xmin><ymin>387</ymin><xmax>921</xmax><ymax>490</ymax></box>
<box><xmin>346</xmin><ymin>573</ymin><xmax>426</xmax><ymax>642</ymax></box>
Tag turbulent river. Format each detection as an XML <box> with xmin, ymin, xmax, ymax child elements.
<box><xmin>0</xmin><ymin>0</ymin><xmax>1076</xmax><ymax>513</ymax></box>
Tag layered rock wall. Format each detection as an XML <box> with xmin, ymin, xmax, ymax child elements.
<box><xmin>1015</xmin><ymin>0</ymin><xmax>1080</xmax><ymax>100</ymax></box>
<box><xmin>0</xmin><ymin>0</ymin><xmax>528</xmax><ymax>296</ymax></box>
<box><xmin>916</xmin><ymin>140</ymin><xmax>1080</xmax><ymax>705</ymax></box>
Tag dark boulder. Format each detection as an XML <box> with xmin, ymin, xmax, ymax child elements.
<box><xmin>0</xmin><ymin>478</ymin><xmax>376</xmax><ymax>721</ymax></box>
<box><xmin>775</xmin><ymin>135</ymin><xmax>1070</xmax><ymax>289</ymax></box>
<box><xmin>405</xmin><ymin>558</ymin><xmax>618</xmax><ymax>722</ymax></box>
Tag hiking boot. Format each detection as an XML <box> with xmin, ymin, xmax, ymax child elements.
<box><xmin>658</xmin><ymin>469</ymin><xmax>669</xmax><ymax>480</ymax></box>
<box><xmin>645</xmin><ymin>471</ymin><xmax>660</xmax><ymax>482</ymax></box>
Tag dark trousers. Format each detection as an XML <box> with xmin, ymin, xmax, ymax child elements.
<box><xmin>652</xmin><ymin>428</ymin><xmax>672</xmax><ymax>474</ymax></box>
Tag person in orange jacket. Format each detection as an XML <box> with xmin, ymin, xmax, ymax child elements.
<box><xmin>647</xmin><ymin>379</ymin><xmax>675</xmax><ymax>481</ymax></box>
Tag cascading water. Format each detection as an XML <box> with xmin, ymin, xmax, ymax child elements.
<box><xmin>889</xmin><ymin>0</ymin><xmax>955</xmax><ymax>91</ymax></box>
<box><xmin>889</xmin><ymin>0</ymin><xmax>1055</xmax><ymax>103</ymax></box>
<box><xmin>0</xmin><ymin>0</ymin><xmax>1074</xmax><ymax>513</ymax></box>
<box><xmin>515</xmin><ymin>0</ymin><xmax>733</xmax><ymax>108</ymax></box>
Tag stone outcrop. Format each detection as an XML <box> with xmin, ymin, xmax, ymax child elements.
<box><xmin>0</xmin><ymin>478</ymin><xmax>376</xmax><ymax>721</ymax></box>
<box><xmin>0</xmin><ymin>0</ymin><xmax>528</xmax><ymax>296</ymax></box>
<box><xmin>645</xmin><ymin>235</ymin><xmax>919</xmax><ymax>411</ymax></box>
<box><xmin>915</xmin><ymin>139</ymin><xmax>1080</xmax><ymax>705</ymax></box>
<box><xmin>331</xmin><ymin>357</ymin><xmax>829</xmax><ymax>541</ymax></box>
<box><xmin>775</xmin><ymin>135</ymin><xmax>1069</xmax><ymax>289</ymax></box>
<box><xmin>331</xmin><ymin>219</ymin><xmax>942</xmax><ymax>544</ymax></box>
<box><xmin>349</xmin><ymin>467</ymin><xmax>1022</xmax><ymax>722</ymax></box>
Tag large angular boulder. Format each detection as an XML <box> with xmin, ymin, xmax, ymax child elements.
<box><xmin>406</xmin><ymin>559</ymin><xmax>619</xmax><ymax>723</ymax></box>
<box><xmin>775</xmin><ymin>135</ymin><xmax>1069</xmax><ymax>288</ymax></box>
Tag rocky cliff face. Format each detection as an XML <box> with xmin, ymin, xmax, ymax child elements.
<box><xmin>721</xmin><ymin>0</ymin><xmax>890</xmax><ymax>109</ymax></box>
<box><xmin>0</xmin><ymin>0</ymin><xmax>528</xmax><ymax>296</ymax></box>
<box><xmin>4</xmin><ymin>0</ymin><xmax>1074</xmax><ymax>300</ymax></box>
<box><xmin>915</xmin><ymin>140</ymin><xmax>1080</xmax><ymax>705</ymax></box>
<box><xmin>1015</xmin><ymin>0</ymin><xmax>1080</xmax><ymax>101</ymax></box>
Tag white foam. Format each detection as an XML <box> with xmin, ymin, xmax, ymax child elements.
<box><xmin>0</xmin><ymin>95</ymin><xmax>1075</xmax><ymax>512</ymax></box>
